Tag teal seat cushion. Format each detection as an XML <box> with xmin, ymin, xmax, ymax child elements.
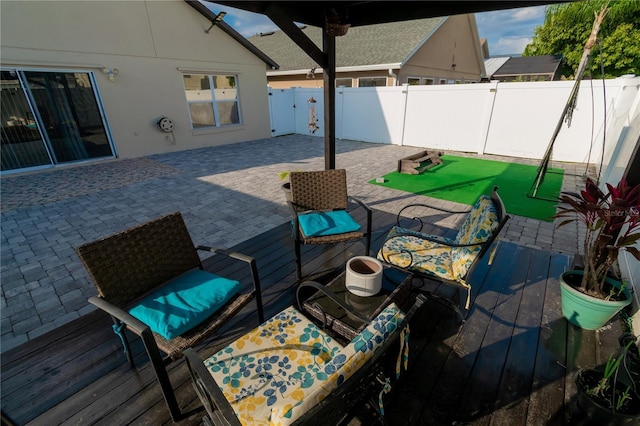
<box><xmin>128</xmin><ymin>269</ymin><xmax>241</xmax><ymax>340</ymax></box>
<box><xmin>298</xmin><ymin>210</ymin><xmax>361</xmax><ymax>237</ymax></box>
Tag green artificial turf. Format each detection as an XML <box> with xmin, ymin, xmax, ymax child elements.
<box><xmin>369</xmin><ymin>155</ymin><xmax>564</xmax><ymax>222</ymax></box>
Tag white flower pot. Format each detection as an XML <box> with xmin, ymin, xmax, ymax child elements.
<box><xmin>345</xmin><ymin>256</ymin><xmax>383</xmax><ymax>297</ymax></box>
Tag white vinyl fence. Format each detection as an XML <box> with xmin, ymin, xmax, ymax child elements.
<box><xmin>270</xmin><ymin>79</ymin><xmax>640</xmax><ymax>330</ymax></box>
<box><xmin>268</xmin><ymin>76</ymin><xmax>640</xmax><ymax>174</ymax></box>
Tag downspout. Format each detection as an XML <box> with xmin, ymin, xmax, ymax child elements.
<box><xmin>390</xmin><ymin>68</ymin><xmax>404</xmax><ymax>145</ymax></box>
<box><xmin>389</xmin><ymin>68</ymin><xmax>398</xmax><ymax>86</ymax></box>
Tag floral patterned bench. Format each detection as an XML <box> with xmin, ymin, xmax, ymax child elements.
<box><xmin>185</xmin><ymin>295</ymin><xmax>426</xmax><ymax>425</ymax></box>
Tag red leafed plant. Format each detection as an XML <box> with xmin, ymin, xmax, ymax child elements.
<box><xmin>554</xmin><ymin>177</ymin><xmax>640</xmax><ymax>299</ymax></box>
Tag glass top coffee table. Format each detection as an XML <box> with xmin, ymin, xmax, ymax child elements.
<box><xmin>299</xmin><ymin>268</ymin><xmax>414</xmax><ymax>342</ymax></box>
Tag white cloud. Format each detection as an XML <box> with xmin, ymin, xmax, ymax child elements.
<box><xmin>226</xmin><ymin>9</ymin><xmax>276</xmax><ymax>36</ymax></box>
<box><xmin>476</xmin><ymin>6</ymin><xmax>547</xmax><ymax>56</ymax></box>
<box><xmin>493</xmin><ymin>37</ymin><xmax>533</xmax><ymax>55</ymax></box>
<box><xmin>511</xmin><ymin>7</ymin><xmax>546</xmax><ymax>22</ymax></box>
<box><xmin>477</xmin><ymin>6</ymin><xmax>546</xmax><ymax>26</ymax></box>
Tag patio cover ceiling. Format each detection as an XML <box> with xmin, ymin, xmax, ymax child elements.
<box><xmin>211</xmin><ymin>1</ymin><xmax>567</xmax><ymax>169</ymax></box>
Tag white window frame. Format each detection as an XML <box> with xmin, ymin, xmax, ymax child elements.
<box><xmin>357</xmin><ymin>76</ymin><xmax>387</xmax><ymax>87</ymax></box>
<box><xmin>335</xmin><ymin>77</ymin><xmax>352</xmax><ymax>87</ymax></box>
<box><xmin>182</xmin><ymin>73</ymin><xmax>241</xmax><ymax>129</ymax></box>
<box><xmin>407</xmin><ymin>77</ymin><xmax>434</xmax><ymax>86</ymax></box>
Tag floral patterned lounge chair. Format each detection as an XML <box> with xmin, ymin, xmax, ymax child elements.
<box><xmin>185</xmin><ymin>294</ymin><xmax>426</xmax><ymax>425</ymax></box>
<box><xmin>377</xmin><ymin>186</ymin><xmax>510</xmax><ymax>320</ymax></box>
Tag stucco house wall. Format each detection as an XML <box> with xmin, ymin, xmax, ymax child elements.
<box><xmin>0</xmin><ymin>0</ymin><xmax>272</xmax><ymax>161</ymax></box>
<box><xmin>400</xmin><ymin>14</ymin><xmax>485</xmax><ymax>84</ymax></box>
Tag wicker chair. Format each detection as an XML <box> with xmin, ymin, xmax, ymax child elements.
<box><xmin>377</xmin><ymin>186</ymin><xmax>510</xmax><ymax>321</ymax></box>
<box><xmin>289</xmin><ymin>169</ymin><xmax>372</xmax><ymax>280</ymax></box>
<box><xmin>76</xmin><ymin>212</ymin><xmax>264</xmax><ymax>421</ymax></box>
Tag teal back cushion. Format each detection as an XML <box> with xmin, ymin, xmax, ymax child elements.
<box><xmin>298</xmin><ymin>210</ymin><xmax>361</xmax><ymax>237</ymax></box>
<box><xmin>128</xmin><ymin>269</ymin><xmax>241</xmax><ymax>340</ymax></box>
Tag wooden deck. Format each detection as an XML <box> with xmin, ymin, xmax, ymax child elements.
<box><xmin>0</xmin><ymin>208</ymin><xmax>625</xmax><ymax>425</ymax></box>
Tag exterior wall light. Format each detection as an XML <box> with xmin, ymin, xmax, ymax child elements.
<box><xmin>102</xmin><ymin>67</ymin><xmax>119</xmax><ymax>81</ymax></box>
<box><xmin>205</xmin><ymin>11</ymin><xmax>226</xmax><ymax>33</ymax></box>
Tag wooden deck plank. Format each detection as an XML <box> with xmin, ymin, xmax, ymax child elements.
<box><xmin>460</xmin><ymin>245</ymin><xmax>534</xmax><ymax>425</ymax></box>
<box><xmin>416</xmin><ymin>242</ymin><xmax>515</xmax><ymax>424</ymax></box>
<box><xmin>3</xmin><ymin>208</ymin><xmax>630</xmax><ymax>426</ymax></box>
<box><xmin>1</xmin><ymin>310</ymin><xmax>107</xmax><ymax>390</ymax></box>
<box><xmin>383</xmin><ymin>291</ymin><xmax>461</xmax><ymax>425</ymax></box>
<box><xmin>526</xmin><ymin>251</ymin><xmax>572</xmax><ymax>425</ymax></box>
<box><xmin>4</xmin><ymin>313</ymin><xmax>146</xmax><ymax>425</ymax></box>
<box><xmin>488</xmin><ymin>248</ymin><xmax>552</xmax><ymax>425</ymax></box>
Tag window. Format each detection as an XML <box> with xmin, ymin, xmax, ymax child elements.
<box><xmin>358</xmin><ymin>77</ymin><xmax>386</xmax><ymax>87</ymax></box>
<box><xmin>439</xmin><ymin>79</ymin><xmax>447</xmax><ymax>85</ymax></box>
<box><xmin>408</xmin><ymin>77</ymin><xmax>434</xmax><ymax>86</ymax></box>
<box><xmin>335</xmin><ymin>78</ymin><xmax>352</xmax><ymax>87</ymax></box>
<box><xmin>183</xmin><ymin>74</ymin><xmax>240</xmax><ymax>129</ymax></box>
<box><xmin>1</xmin><ymin>69</ymin><xmax>115</xmax><ymax>172</ymax></box>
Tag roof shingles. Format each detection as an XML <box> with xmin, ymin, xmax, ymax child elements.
<box><xmin>247</xmin><ymin>17</ymin><xmax>446</xmax><ymax>71</ymax></box>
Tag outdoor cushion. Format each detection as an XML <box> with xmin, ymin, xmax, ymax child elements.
<box><xmin>203</xmin><ymin>303</ymin><xmax>405</xmax><ymax>425</ymax></box>
<box><xmin>451</xmin><ymin>195</ymin><xmax>498</xmax><ymax>278</ymax></box>
<box><xmin>128</xmin><ymin>269</ymin><xmax>241</xmax><ymax>340</ymax></box>
<box><xmin>298</xmin><ymin>210</ymin><xmax>361</xmax><ymax>237</ymax></box>
<box><xmin>378</xmin><ymin>195</ymin><xmax>499</xmax><ymax>282</ymax></box>
<box><xmin>377</xmin><ymin>226</ymin><xmax>456</xmax><ymax>281</ymax></box>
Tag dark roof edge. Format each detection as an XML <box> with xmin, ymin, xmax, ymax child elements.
<box><xmin>184</xmin><ymin>0</ymin><xmax>279</xmax><ymax>69</ymax></box>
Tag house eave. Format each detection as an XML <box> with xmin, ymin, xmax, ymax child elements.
<box><xmin>267</xmin><ymin>63</ymin><xmax>402</xmax><ymax>76</ymax></box>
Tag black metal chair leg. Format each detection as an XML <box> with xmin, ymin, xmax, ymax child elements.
<box><xmin>141</xmin><ymin>330</ymin><xmax>181</xmax><ymax>422</ymax></box>
<box><xmin>295</xmin><ymin>240</ymin><xmax>302</xmax><ymax>280</ymax></box>
<box><xmin>423</xmin><ymin>291</ymin><xmax>466</xmax><ymax>324</ymax></box>
<box><xmin>365</xmin><ymin>234</ymin><xmax>371</xmax><ymax>257</ymax></box>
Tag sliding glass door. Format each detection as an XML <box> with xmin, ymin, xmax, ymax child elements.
<box><xmin>1</xmin><ymin>69</ymin><xmax>115</xmax><ymax>172</ymax></box>
<box><xmin>1</xmin><ymin>70</ymin><xmax>50</xmax><ymax>170</ymax></box>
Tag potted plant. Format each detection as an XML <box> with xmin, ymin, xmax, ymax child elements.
<box><xmin>278</xmin><ymin>171</ymin><xmax>292</xmax><ymax>202</ymax></box>
<box><xmin>554</xmin><ymin>177</ymin><xmax>640</xmax><ymax>330</ymax></box>
<box><xmin>575</xmin><ymin>333</ymin><xmax>640</xmax><ymax>424</ymax></box>
<box><xmin>279</xmin><ymin>170</ymin><xmax>304</xmax><ymax>202</ymax></box>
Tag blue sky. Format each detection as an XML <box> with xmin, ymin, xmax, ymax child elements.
<box><xmin>205</xmin><ymin>2</ymin><xmax>551</xmax><ymax>56</ymax></box>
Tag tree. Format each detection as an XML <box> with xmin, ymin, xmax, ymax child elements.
<box><xmin>523</xmin><ymin>0</ymin><xmax>640</xmax><ymax>79</ymax></box>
